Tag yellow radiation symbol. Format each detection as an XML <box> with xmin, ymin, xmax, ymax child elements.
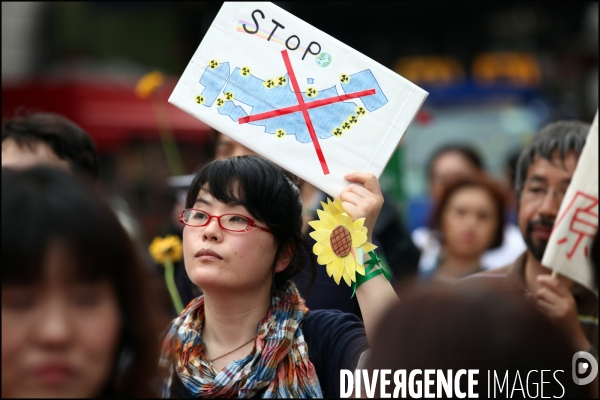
<box><xmin>264</xmin><ymin>79</ymin><xmax>276</xmax><ymax>89</ymax></box>
<box><xmin>195</xmin><ymin>95</ymin><xmax>205</xmax><ymax>105</ymax></box>
<box><xmin>209</xmin><ymin>60</ymin><xmax>219</xmax><ymax>69</ymax></box>
<box><xmin>306</xmin><ymin>87</ymin><xmax>318</xmax><ymax>98</ymax></box>
<box><xmin>216</xmin><ymin>97</ymin><xmax>225</xmax><ymax>107</ymax></box>
<box><xmin>332</xmin><ymin>127</ymin><xmax>343</xmax><ymax>137</ymax></box>
<box><xmin>356</xmin><ymin>106</ymin><xmax>366</xmax><ymax>116</ymax></box>
<box><xmin>240</xmin><ymin>66</ymin><xmax>251</xmax><ymax>76</ymax></box>
<box><xmin>276</xmin><ymin>129</ymin><xmax>286</xmax><ymax>138</ymax></box>
<box><xmin>341</xmin><ymin>121</ymin><xmax>351</xmax><ymax>130</ymax></box>
<box><xmin>348</xmin><ymin>115</ymin><xmax>359</xmax><ymax>125</ymax></box>
<box><xmin>224</xmin><ymin>92</ymin><xmax>234</xmax><ymax>100</ymax></box>
<box><xmin>277</xmin><ymin>76</ymin><xmax>287</xmax><ymax>86</ymax></box>
<box><xmin>339</xmin><ymin>74</ymin><xmax>349</xmax><ymax>83</ymax></box>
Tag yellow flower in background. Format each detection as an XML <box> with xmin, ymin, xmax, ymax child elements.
<box><xmin>309</xmin><ymin>198</ymin><xmax>377</xmax><ymax>286</ymax></box>
<box><xmin>135</xmin><ymin>71</ymin><xmax>165</xmax><ymax>99</ymax></box>
<box><xmin>149</xmin><ymin>235</ymin><xmax>183</xmax><ymax>265</ymax></box>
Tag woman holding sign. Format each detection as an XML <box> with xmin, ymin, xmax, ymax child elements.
<box><xmin>159</xmin><ymin>155</ymin><xmax>398</xmax><ymax>398</ymax></box>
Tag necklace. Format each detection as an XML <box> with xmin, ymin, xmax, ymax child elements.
<box><xmin>209</xmin><ymin>337</ymin><xmax>255</xmax><ymax>362</ymax></box>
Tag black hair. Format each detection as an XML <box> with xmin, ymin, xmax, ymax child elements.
<box><xmin>185</xmin><ymin>155</ymin><xmax>314</xmax><ymax>299</ymax></box>
<box><xmin>1</xmin><ymin>167</ymin><xmax>159</xmax><ymax>397</ymax></box>
<box><xmin>2</xmin><ymin>112</ymin><xmax>100</xmax><ymax>182</ymax></box>
<box><xmin>515</xmin><ymin>120</ymin><xmax>589</xmax><ymax>203</ymax></box>
<box><xmin>426</xmin><ymin>144</ymin><xmax>484</xmax><ymax>179</ymax></box>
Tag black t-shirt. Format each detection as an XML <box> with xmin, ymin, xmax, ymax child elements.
<box><xmin>168</xmin><ymin>309</ymin><xmax>368</xmax><ymax>398</ymax></box>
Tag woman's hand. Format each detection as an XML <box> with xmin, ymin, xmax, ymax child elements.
<box><xmin>340</xmin><ymin>172</ymin><xmax>384</xmax><ymax>242</ymax></box>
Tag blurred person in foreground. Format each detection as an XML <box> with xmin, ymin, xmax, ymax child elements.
<box><xmin>413</xmin><ymin>144</ymin><xmax>526</xmax><ymax>274</ymax></box>
<box><xmin>420</xmin><ymin>176</ymin><xmax>505</xmax><ymax>283</ymax></box>
<box><xmin>460</xmin><ymin>120</ymin><xmax>597</xmax><ymax>355</ymax></box>
<box><xmin>367</xmin><ymin>287</ymin><xmax>592</xmax><ymax>398</ymax></box>
<box><xmin>1</xmin><ymin>112</ymin><xmax>143</xmax><ymax>241</ymax></box>
<box><xmin>1</xmin><ymin>167</ymin><xmax>162</xmax><ymax>398</ymax></box>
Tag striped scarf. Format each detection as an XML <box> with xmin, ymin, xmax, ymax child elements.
<box><xmin>159</xmin><ymin>282</ymin><xmax>323</xmax><ymax>398</ymax></box>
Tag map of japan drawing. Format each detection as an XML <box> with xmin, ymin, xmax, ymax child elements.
<box><xmin>194</xmin><ymin>49</ymin><xmax>389</xmax><ymax>174</ymax></box>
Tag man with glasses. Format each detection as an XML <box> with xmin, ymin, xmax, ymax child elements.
<box><xmin>461</xmin><ymin>120</ymin><xmax>597</xmax><ymax>357</ymax></box>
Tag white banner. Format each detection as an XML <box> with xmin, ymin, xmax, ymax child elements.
<box><xmin>168</xmin><ymin>2</ymin><xmax>427</xmax><ymax>197</ymax></box>
<box><xmin>542</xmin><ymin>111</ymin><xmax>598</xmax><ymax>295</ymax></box>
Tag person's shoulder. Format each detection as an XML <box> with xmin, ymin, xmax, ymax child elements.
<box><xmin>456</xmin><ymin>265</ymin><xmax>512</xmax><ymax>292</ymax></box>
<box><xmin>304</xmin><ymin>308</ymin><xmax>363</xmax><ymax>327</ymax></box>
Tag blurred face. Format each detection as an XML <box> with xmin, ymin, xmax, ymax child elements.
<box><xmin>183</xmin><ymin>186</ymin><xmax>284</xmax><ymax>293</ymax></box>
<box><xmin>441</xmin><ymin>186</ymin><xmax>499</xmax><ymax>260</ymax></box>
<box><xmin>214</xmin><ymin>133</ymin><xmax>257</xmax><ymax>159</ymax></box>
<box><xmin>2</xmin><ymin>138</ymin><xmax>70</xmax><ymax>172</ymax></box>
<box><xmin>518</xmin><ymin>151</ymin><xmax>578</xmax><ymax>261</ymax></box>
<box><xmin>430</xmin><ymin>151</ymin><xmax>480</xmax><ymax>204</ymax></box>
<box><xmin>1</xmin><ymin>242</ymin><xmax>121</xmax><ymax>398</ymax></box>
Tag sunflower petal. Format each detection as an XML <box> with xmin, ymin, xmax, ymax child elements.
<box><xmin>351</xmin><ymin>231</ymin><xmax>367</xmax><ymax>247</ymax></box>
<box><xmin>353</xmin><ymin>218</ymin><xmax>365</xmax><ymax>232</ymax></box>
<box><xmin>326</xmin><ymin>261</ymin><xmax>335</xmax><ymax>277</ymax></box>
<box><xmin>313</xmin><ymin>242</ymin><xmax>324</xmax><ymax>255</ymax></box>
<box><xmin>344</xmin><ymin>255</ymin><xmax>356</xmax><ymax>282</ymax></box>
<box><xmin>308</xmin><ymin>220</ymin><xmax>327</xmax><ymax>231</ymax></box>
<box><xmin>317</xmin><ymin>247</ymin><xmax>335</xmax><ymax>265</ymax></box>
<box><xmin>356</xmin><ymin>263</ymin><xmax>366</xmax><ymax>276</ymax></box>
<box><xmin>341</xmin><ymin>214</ymin><xmax>354</xmax><ymax>229</ymax></box>
<box><xmin>360</xmin><ymin>242</ymin><xmax>378</xmax><ymax>252</ymax></box>
<box><xmin>309</xmin><ymin>230</ymin><xmax>330</xmax><ymax>243</ymax></box>
<box><xmin>342</xmin><ymin>269</ymin><xmax>352</xmax><ymax>287</ymax></box>
<box><xmin>332</xmin><ymin>257</ymin><xmax>344</xmax><ymax>284</ymax></box>
<box><xmin>317</xmin><ymin>209</ymin><xmax>335</xmax><ymax>227</ymax></box>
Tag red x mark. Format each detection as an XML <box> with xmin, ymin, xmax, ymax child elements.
<box><xmin>238</xmin><ymin>49</ymin><xmax>376</xmax><ymax>175</ymax></box>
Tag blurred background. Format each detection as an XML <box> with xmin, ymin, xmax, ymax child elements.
<box><xmin>2</xmin><ymin>1</ymin><xmax>598</xmax><ymax>243</ymax></box>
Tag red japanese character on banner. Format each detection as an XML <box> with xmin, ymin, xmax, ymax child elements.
<box><xmin>555</xmin><ymin>191</ymin><xmax>598</xmax><ymax>259</ymax></box>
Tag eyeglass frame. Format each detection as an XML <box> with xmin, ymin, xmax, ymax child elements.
<box><xmin>178</xmin><ymin>208</ymin><xmax>271</xmax><ymax>233</ymax></box>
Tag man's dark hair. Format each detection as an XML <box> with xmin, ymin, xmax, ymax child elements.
<box><xmin>2</xmin><ymin>112</ymin><xmax>100</xmax><ymax>182</ymax></box>
<box><xmin>426</xmin><ymin>144</ymin><xmax>484</xmax><ymax>179</ymax></box>
<box><xmin>515</xmin><ymin>120</ymin><xmax>590</xmax><ymax>203</ymax></box>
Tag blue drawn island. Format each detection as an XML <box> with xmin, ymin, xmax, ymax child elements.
<box><xmin>197</xmin><ymin>61</ymin><xmax>388</xmax><ymax>143</ymax></box>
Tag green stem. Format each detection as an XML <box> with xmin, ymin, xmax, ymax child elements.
<box><xmin>164</xmin><ymin>259</ymin><xmax>184</xmax><ymax>314</ymax></box>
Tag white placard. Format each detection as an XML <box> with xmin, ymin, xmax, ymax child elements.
<box><xmin>169</xmin><ymin>2</ymin><xmax>428</xmax><ymax>197</ymax></box>
<box><xmin>542</xmin><ymin>111</ymin><xmax>598</xmax><ymax>295</ymax></box>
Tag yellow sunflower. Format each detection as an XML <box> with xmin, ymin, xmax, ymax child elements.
<box><xmin>309</xmin><ymin>198</ymin><xmax>377</xmax><ymax>286</ymax></box>
<box><xmin>149</xmin><ymin>235</ymin><xmax>183</xmax><ymax>265</ymax></box>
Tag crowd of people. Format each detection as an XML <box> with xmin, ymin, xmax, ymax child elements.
<box><xmin>1</xmin><ymin>111</ymin><xmax>597</xmax><ymax>398</ymax></box>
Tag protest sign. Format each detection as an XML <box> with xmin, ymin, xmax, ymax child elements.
<box><xmin>542</xmin><ymin>111</ymin><xmax>598</xmax><ymax>295</ymax></box>
<box><xmin>169</xmin><ymin>2</ymin><xmax>427</xmax><ymax>196</ymax></box>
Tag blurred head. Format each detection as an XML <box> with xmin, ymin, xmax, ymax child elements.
<box><xmin>183</xmin><ymin>156</ymin><xmax>309</xmax><ymax>298</ymax></box>
<box><xmin>430</xmin><ymin>177</ymin><xmax>505</xmax><ymax>260</ymax></box>
<box><xmin>213</xmin><ymin>130</ymin><xmax>257</xmax><ymax>159</ymax></box>
<box><xmin>368</xmin><ymin>287</ymin><xmax>590</xmax><ymax>397</ymax></box>
<box><xmin>2</xmin><ymin>113</ymin><xmax>100</xmax><ymax>183</ymax></box>
<box><xmin>515</xmin><ymin>121</ymin><xmax>589</xmax><ymax>261</ymax></box>
<box><xmin>427</xmin><ymin>144</ymin><xmax>484</xmax><ymax>204</ymax></box>
<box><xmin>1</xmin><ymin>167</ymin><xmax>158</xmax><ymax>398</ymax></box>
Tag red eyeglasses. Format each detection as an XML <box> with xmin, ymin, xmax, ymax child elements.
<box><xmin>178</xmin><ymin>209</ymin><xmax>271</xmax><ymax>233</ymax></box>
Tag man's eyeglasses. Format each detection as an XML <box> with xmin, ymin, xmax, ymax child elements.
<box><xmin>178</xmin><ymin>209</ymin><xmax>271</xmax><ymax>233</ymax></box>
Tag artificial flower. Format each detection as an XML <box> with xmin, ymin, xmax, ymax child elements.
<box><xmin>309</xmin><ymin>198</ymin><xmax>377</xmax><ymax>286</ymax></box>
<box><xmin>149</xmin><ymin>235</ymin><xmax>183</xmax><ymax>264</ymax></box>
<box><xmin>149</xmin><ymin>235</ymin><xmax>184</xmax><ymax>313</ymax></box>
<box><xmin>135</xmin><ymin>71</ymin><xmax>164</xmax><ymax>99</ymax></box>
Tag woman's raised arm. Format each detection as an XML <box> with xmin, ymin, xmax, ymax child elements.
<box><xmin>339</xmin><ymin>172</ymin><xmax>400</xmax><ymax>346</ymax></box>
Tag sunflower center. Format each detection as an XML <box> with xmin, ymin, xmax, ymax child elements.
<box><xmin>330</xmin><ymin>225</ymin><xmax>352</xmax><ymax>257</ymax></box>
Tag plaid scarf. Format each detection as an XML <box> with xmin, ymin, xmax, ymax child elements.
<box><xmin>159</xmin><ymin>282</ymin><xmax>323</xmax><ymax>398</ymax></box>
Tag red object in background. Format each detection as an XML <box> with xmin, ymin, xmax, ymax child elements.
<box><xmin>1</xmin><ymin>77</ymin><xmax>212</xmax><ymax>153</ymax></box>
<box><xmin>415</xmin><ymin>109</ymin><xmax>433</xmax><ymax>125</ymax></box>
